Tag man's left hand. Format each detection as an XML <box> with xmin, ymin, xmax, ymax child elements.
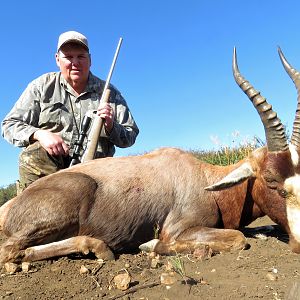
<box><xmin>97</xmin><ymin>104</ymin><xmax>114</xmax><ymax>134</ymax></box>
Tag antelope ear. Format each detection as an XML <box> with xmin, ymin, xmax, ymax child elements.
<box><xmin>204</xmin><ymin>162</ymin><xmax>255</xmax><ymax>191</ymax></box>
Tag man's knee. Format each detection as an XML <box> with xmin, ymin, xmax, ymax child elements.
<box><xmin>18</xmin><ymin>142</ymin><xmax>64</xmax><ymax>191</ymax></box>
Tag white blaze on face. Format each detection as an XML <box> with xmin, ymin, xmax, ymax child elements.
<box><xmin>285</xmin><ymin>175</ymin><xmax>300</xmax><ymax>243</ymax></box>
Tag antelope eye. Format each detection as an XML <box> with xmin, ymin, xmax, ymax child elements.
<box><xmin>265</xmin><ymin>176</ymin><xmax>278</xmax><ymax>189</ymax></box>
<box><xmin>266</xmin><ymin>180</ymin><xmax>277</xmax><ymax>189</ymax></box>
<box><xmin>278</xmin><ymin>189</ymin><xmax>288</xmax><ymax>198</ymax></box>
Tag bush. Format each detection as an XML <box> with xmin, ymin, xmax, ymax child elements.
<box><xmin>0</xmin><ymin>183</ymin><xmax>17</xmax><ymax>206</ymax></box>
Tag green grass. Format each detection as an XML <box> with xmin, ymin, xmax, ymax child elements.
<box><xmin>190</xmin><ymin>135</ymin><xmax>263</xmax><ymax>166</ymax></box>
<box><xmin>168</xmin><ymin>255</ymin><xmax>186</xmax><ymax>279</ymax></box>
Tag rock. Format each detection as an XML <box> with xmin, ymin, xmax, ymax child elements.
<box><xmin>79</xmin><ymin>265</ymin><xmax>90</xmax><ymax>274</ymax></box>
<box><xmin>254</xmin><ymin>233</ymin><xmax>268</xmax><ymax>241</ymax></box>
<box><xmin>113</xmin><ymin>273</ymin><xmax>131</xmax><ymax>290</ymax></box>
<box><xmin>266</xmin><ymin>273</ymin><xmax>278</xmax><ymax>281</ymax></box>
<box><xmin>21</xmin><ymin>262</ymin><xmax>31</xmax><ymax>272</ymax></box>
<box><xmin>150</xmin><ymin>258</ymin><xmax>161</xmax><ymax>269</ymax></box>
<box><xmin>271</xmin><ymin>267</ymin><xmax>278</xmax><ymax>274</ymax></box>
<box><xmin>97</xmin><ymin>259</ymin><xmax>104</xmax><ymax>267</ymax></box>
<box><xmin>4</xmin><ymin>262</ymin><xmax>20</xmax><ymax>273</ymax></box>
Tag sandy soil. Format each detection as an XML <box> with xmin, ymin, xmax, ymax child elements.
<box><xmin>1</xmin><ymin>216</ymin><xmax>300</xmax><ymax>300</ymax></box>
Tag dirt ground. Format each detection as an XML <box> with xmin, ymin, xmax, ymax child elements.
<box><xmin>1</xmin><ymin>216</ymin><xmax>300</xmax><ymax>300</ymax></box>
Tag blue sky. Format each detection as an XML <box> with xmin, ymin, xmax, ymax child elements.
<box><xmin>1</xmin><ymin>0</ymin><xmax>300</xmax><ymax>186</ymax></box>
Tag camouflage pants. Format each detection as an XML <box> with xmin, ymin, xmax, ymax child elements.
<box><xmin>18</xmin><ymin>142</ymin><xmax>71</xmax><ymax>194</ymax></box>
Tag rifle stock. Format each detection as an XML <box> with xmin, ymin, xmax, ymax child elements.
<box><xmin>81</xmin><ymin>89</ymin><xmax>111</xmax><ymax>162</ymax></box>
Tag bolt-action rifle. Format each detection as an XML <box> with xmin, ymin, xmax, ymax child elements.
<box><xmin>69</xmin><ymin>37</ymin><xmax>123</xmax><ymax>167</ymax></box>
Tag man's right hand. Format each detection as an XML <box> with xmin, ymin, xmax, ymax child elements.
<box><xmin>32</xmin><ymin>130</ymin><xmax>69</xmax><ymax>156</ymax></box>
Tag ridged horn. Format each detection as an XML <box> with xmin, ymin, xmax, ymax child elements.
<box><xmin>233</xmin><ymin>47</ymin><xmax>288</xmax><ymax>152</ymax></box>
<box><xmin>278</xmin><ymin>47</ymin><xmax>300</xmax><ymax>149</ymax></box>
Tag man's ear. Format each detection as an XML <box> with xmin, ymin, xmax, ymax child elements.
<box><xmin>89</xmin><ymin>53</ymin><xmax>92</xmax><ymax>67</ymax></box>
<box><xmin>55</xmin><ymin>53</ymin><xmax>60</xmax><ymax>68</ymax></box>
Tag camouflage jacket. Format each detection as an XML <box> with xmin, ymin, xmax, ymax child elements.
<box><xmin>1</xmin><ymin>72</ymin><xmax>139</xmax><ymax>158</ymax></box>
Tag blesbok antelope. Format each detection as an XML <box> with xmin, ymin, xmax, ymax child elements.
<box><xmin>1</xmin><ymin>47</ymin><xmax>300</xmax><ymax>265</ymax></box>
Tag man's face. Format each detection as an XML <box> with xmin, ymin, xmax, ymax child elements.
<box><xmin>55</xmin><ymin>43</ymin><xmax>91</xmax><ymax>88</ymax></box>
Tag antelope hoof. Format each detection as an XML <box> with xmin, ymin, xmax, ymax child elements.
<box><xmin>139</xmin><ymin>239</ymin><xmax>160</xmax><ymax>253</ymax></box>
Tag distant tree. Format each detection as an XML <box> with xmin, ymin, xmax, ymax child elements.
<box><xmin>0</xmin><ymin>183</ymin><xmax>17</xmax><ymax>206</ymax></box>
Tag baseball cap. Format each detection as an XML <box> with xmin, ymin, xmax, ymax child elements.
<box><xmin>57</xmin><ymin>31</ymin><xmax>89</xmax><ymax>52</ymax></box>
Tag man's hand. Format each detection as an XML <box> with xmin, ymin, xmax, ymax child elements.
<box><xmin>97</xmin><ymin>103</ymin><xmax>114</xmax><ymax>134</ymax></box>
<box><xmin>32</xmin><ymin>130</ymin><xmax>69</xmax><ymax>156</ymax></box>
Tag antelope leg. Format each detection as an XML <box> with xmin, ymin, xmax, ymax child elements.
<box><xmin>0</xmin><ymin>235</ymin><xmax>114</xmax><ymax>264</ymax></box>
<box><xmin>23</xmin><ymin>236</ymin><xmax>115</xmax><ymax>262</ymax></box>
<box><xmin>140</xmin><ymin>226</ymin><xmax>248</xmax><ymax>255</ymax></box>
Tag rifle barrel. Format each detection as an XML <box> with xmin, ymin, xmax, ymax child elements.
<box><xmin>80</xmin><ymin>38</ymin><xmax>123</xmax><ymax>163</ymax></box>
<box><xmin>101</xmin><ymin>37</ymin><xmax>123</xmax><ymax>99</ymax></box>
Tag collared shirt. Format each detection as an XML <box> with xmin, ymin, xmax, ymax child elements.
<box><xmin>1</xmin><ymin>71</ymin><xmax>139</xmax><ymax>158</ymax></box>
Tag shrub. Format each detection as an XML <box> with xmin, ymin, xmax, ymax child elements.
<box><xmin>0</xmin><ymin>183</ymin><xmax>17</xmax><ymax>206</ymax></box>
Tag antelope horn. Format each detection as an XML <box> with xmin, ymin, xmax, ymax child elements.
<box><xmin>232</xmin><ymin>47</ymin><xmax>288</xmax><ymax>152</ymax></box>
<box><xmin>278</xmin><ymin>47</ymin><xmax>300</xmax><ymax>149</ymax></box>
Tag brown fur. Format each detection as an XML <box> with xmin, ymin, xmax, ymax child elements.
<box><xmin>0</xmin><ymin>146</ymin><xmax>297</xmax><ymax>263</ymax></box>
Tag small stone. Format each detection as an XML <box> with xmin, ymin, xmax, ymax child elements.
<box><xmin>21</xmin><ymin>262</ymin><xmax>31</xmax><ymax>272</ymax></box>
<box><xmin>5</xmin><ymin>291</ymin><xmax>13</xmax><ymax>296</ymax></box>
<box><xmin>80</xmin><ymin>265</ymin><xmax>89</xmax><ymax>274</ymax></box>
<box><xmin>151</xmin><ymin>258</ymin><xmax>160</xmax><ymax>269</ymax></box>
<box><xmin>266</xmin><ymin>273</ymin><xmax>278</xmax><ymax>281</ymax></box>
<box><xmin>254</xmin><ymin>233</ymin><xmax>268</xmax><ymax>241</ymax></box>
<box><xmin>113</xmin><ymin>273</ymin><xmax>131</xmax><ymax>290</ymax></box>
<box><xmin>4</xmin><ymin>262</ymin><xmax>20</xmax><ymax>273</ymax></box>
